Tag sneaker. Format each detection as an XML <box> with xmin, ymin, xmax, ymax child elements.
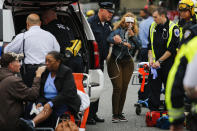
<box><xmin>112</xmin><ymin>115</ymin><xmax>119</xmax><ymax>123</ymax></box>
<box><xmin>119</xmin><ymin>114</ymin><xmax>128</xmax><ymax>122</ymax></box>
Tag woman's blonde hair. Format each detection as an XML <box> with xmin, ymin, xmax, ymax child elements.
<box><xmin>113</xmin><ymin>12</ymin><xmax>139</xmax><ymax>35</ymax></box>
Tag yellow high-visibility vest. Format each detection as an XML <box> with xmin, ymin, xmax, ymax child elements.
<box><xmin>150</xmin><ymin>21</ymin><xmax>176</xmax><ymax>62</ymax></box>
<box><xmin>166</xmin><ymin>36</ymin><xmax>197</xmax><ymax>123</ymax></box>
<box><xmin>176</xmin><ymin>21</ymin><xmax>183</xmax><ymax>41</ymax></box>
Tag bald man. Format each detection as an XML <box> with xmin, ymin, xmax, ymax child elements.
<box><xmin>4</xmin><ymin>13</ymin><xmax>60</xmax><ymax>87</ymax></box>
<box><xmin>42</xmin><ymin>9</ymin><xmax>84</xmax><ymax>73</ymax></box>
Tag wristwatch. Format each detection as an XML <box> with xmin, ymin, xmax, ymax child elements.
<box><xmin>158</xmin><ymin>59</ymin><xmax>164</xmax><ymax>64</ymax></box>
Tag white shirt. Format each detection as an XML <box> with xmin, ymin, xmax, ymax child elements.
<box><xmin>4</xmin><ymin>26</ymin><xmax>60</xmax><ymax>64</ymax></box>
<box><xmin>183</xmin><ymin>53</ymin><xmax>197</xmax><ymax>88</ymax></box>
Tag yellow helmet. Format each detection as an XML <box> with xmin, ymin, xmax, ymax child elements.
<box><xmin>86</xmin><ymin>10</ymin><xmax>95</xmax><ymax>17</ymax></box>
<box><xmin>178</xmin><ymin>0</ymin><xmax>195</xmax><ymax>15</ymax></box>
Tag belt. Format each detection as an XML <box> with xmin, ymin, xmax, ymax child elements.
<box><xmin>25</xmin><ymin>64</ymin><xmax>45</xmax><ymax>68</ymax></box>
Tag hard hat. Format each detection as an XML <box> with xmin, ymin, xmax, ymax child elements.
<box><xmin>86</xmin><ymin>10</ymin><xmax>95</xmax><ymax>17</ymax></box>
<box><xmin>178</xmin><ymin>0</ymin><xmax>195</xmax><ymax>15</ymax></box>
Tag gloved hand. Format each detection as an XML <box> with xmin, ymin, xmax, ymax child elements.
<box><xmin>151</xmin><ymin>67</ymin><xmax>159</xmax><ymax>79</ymax></box>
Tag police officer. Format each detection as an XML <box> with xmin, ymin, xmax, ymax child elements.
<box><xmin>42</xmin><ymin>9</ymin><xmax>84</xmax><ymax>73</ymax></box>
<box><xmin>177</xmin><ymin>0</ymin><xmax>197</xmax><ymax>44</ymax></box>
<box><xmin>87</xmin><ymin>2</ymin><xmax>114</xmax><ymax>124</ymax></box>
<box><xmin>165</xmin><ymin>24</ymin><xmax>197</xmax><ymax>131</ymax></box>
<box><xmin>148</xmin><ymin>7</ymin><xmax>180</xmax><ymax>110</ymax></box>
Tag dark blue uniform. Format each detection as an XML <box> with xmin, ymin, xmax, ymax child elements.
<box><xmin>43</xmin><ymin>20</ymin><xmax>84</xmax><ymax>73</ymax></box>
<box><xmin>87</xmin><ymin>14</ymin><xmax>112</xmax><ymax>122</ymax></box>
<box><xmin>88</xmin><ymin>14</ymin><xmax>112</xmax><ymax>71</ymax></box>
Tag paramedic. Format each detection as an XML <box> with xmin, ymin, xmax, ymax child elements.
<box><xmin>148</xmin><ymin>7</ymin><xmax>179</xmax><ymax>110</ymax></box>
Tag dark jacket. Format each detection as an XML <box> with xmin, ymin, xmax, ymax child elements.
<box><xmin>38</xmin><ymin>64</ymin><xmax>81</xmax><ymax>115</ymax></box>
<box><xmin>107</xmin><ymin>27</ymin><xmax>140</xmax><ymax>59</ymax></box>
<box><xmin>43</xmin><ymin>20</ymin><xmax>75</xmax><ymax>54</ymax></box>
<box><xmin>0</xmin><ymin>68</ymin><xmax>40</xmax><ymax>131</ymax></box>
<box><xmin>167</xmin><ymin>25</ymin><xmax>197</xmax><ymax>125</ymax></box>
<box><xmin>88</xmin><ymin>14</ymin><xmax>112</xmax><ymax>60</ymax></box>
<box><xmin>148</xmin><ymin>19</ymin><xmax>180</xmax><ymax>63</ymax></box>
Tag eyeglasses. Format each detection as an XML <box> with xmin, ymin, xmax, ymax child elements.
<box><xmin>178</xmin><ymin>3</ymin><xmax>191</xmax><ymax>11</ymax></box>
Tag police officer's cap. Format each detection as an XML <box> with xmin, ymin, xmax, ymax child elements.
<box><xmin>99</xmin><ymin>2</ymin><xmax>115</xmax><ymax>13</ymax></box>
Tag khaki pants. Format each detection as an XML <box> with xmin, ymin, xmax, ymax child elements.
<box><xmin>107</xmin><ymin>56</ymin><xmax>134</xmax><ymax>115</ymax></box>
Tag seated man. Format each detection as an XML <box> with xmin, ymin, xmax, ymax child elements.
<box><xmin>20</xmin><ymin>51</ymin><xmax>81</xmax><ymax>131</ymax></box>
<box><xmin>0</xmin><ymin>53</ymin><xmax>45</xmax><ymax>131</ymax></box>
<box><xmin>42</xmin><ymin>9</ymin><xmax>84</xmax><ymax>73</ymax></box>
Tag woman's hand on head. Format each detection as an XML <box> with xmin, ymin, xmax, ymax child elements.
<box><xmin>113</xmin><ymin>35</ymin><xmax>122</xmax><ymax>44</ymax></box>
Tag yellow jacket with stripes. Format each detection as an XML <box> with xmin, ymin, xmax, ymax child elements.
<box><xmin>166</xmin><ymin>36</ymin><xmax>197</xmax><ymax>124</ymax></box>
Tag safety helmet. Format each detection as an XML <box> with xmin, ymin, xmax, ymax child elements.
<box><xmin>178</xmin><ymin>0</ymin><xmax>195</xmax><ymax>16</ymax></box>
<box><xmin>86</xmin><ymin>10</ymin><xmax>95</xmax><ymax>17</ymax></box>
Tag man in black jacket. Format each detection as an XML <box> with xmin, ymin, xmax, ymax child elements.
<box><xmin>42</xmin><ymin>9</ymin><xmax>84</xmax><ymax>73</ymax></box>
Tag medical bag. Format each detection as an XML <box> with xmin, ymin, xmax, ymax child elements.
<box><xmin>146</xmin><ymin>111</ymin><xmax>168</xmax><ymax>127</ymax></box>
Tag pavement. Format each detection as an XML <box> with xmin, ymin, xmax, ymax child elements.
<box><xmin>86</xmin><ymin>62</ymin><xmax>186</xmax><ymax>131</ymax></box>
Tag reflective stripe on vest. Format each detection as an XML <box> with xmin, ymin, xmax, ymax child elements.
<box><xmin>150</xmin><ymin>21</ymin><xmax>176</xmax><ymax>62</ymax></box>
<box><xmin>168</xmin><ymin>108</ymin><xmax>185</xmax><ymax>122</ymax></box>
<box><xmin>185</xmin><ymin>37</ymin><xmax>197</xmax><ymax>63</ymax></box>
<box><xmin>165</xmin><ymin>44</ymin><xmax>186</xmax><ymax>123</ymax></box>
<box><xmin>191</xmin><ymin>103</ymin><xmax>197</xmax><ymax>114</ymax></box>
<box><xmin>176</xmin><ymin>21</ymin><xmax>183</xmax><ymax>41</ymax></box>
<box><xmin>180</xmin><ymin>27</ymin><xmax>183</xmax><ymax>40</ymax></box>
<box><xmin>166</xmin><ymin>36</ymin><xmax>197</xmax><ymax>123</ymax></box>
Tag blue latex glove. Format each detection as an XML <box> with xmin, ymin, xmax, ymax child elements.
<box><xmin>151</xmin><ymin>67</ymin><xmax>159</xmax><ymax>79</ymax></box>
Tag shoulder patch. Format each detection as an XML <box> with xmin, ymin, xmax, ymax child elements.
<box><xmin>174</xmin><ymin>29</ymin><xmax>180</xmax><ymax>37</ymax></box>
<box><xmin>184</xmin><ymin>30</ymin><xmax>191</xmax><ymax>39</ymax></box>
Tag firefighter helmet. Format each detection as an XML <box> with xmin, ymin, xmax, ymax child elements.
<box><xmin>178</xmin><ymin>0</ymin><xmax>195</xmax><ymax>15</ymax></box>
